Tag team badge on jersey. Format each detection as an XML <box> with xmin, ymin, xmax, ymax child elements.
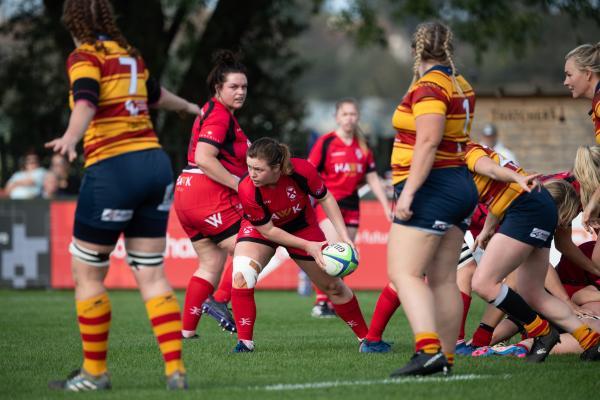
<box><xmin>286</xmin><ymin>186</ymin><xmax>297</xmax><ymax>201</ymax></box>
<box><xmin>243</xmin><ymin>226</ymin><xmax>254</xmax><ymax>235</ymax></box>
<box><xmin>355</xmin><ymin>148</ymin><xmax>363</xmax><ymax>160</ymax></box>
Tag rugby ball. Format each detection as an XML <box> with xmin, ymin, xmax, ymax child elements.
<box><xmin>322</xmin><ymin>242</ymin><xmax>359</xmax><ymax>277</ymax></box>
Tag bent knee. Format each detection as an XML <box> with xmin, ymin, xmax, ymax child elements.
<box><xmin>232</xmin><ymin>256</ymin><xmax>262</xmax><ymax>289</ymax></box>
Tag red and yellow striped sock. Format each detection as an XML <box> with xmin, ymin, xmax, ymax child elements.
<box><xmin>414</xmin><ymin>332</ymin><xmax>441</xmax><ymax>354</ymax></box>
<box><xmin>145</xmin><ymin>292</ymin><xmax>185</xmax><ymax>376</ymax></box>
<box><xmin>445</xmin><ymin>352</ymin><xmax>455</xmax><ymax>366</ymax></box>
<box><xmin>572</xmin><ymin>324</ymin><xmax>600</xmax><ymax>351</ymax></box>
<box><xmin>524</xmin><ymin>316</ymin><xmax>550</xmax><ymax>338</ymax></box>
<box><xmin>77</xmin><ymin>292</ymin><xmax>111</xmax><ymax>376</ymax></box>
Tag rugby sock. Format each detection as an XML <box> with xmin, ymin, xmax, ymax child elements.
<box><xmin>572</xmin><ymin>324</ymin><xmax>600</xmax><ymax>350</ymax></box>
<box><xmin>332</xmin><ymin>295</ymin><xmax>369</xmax><ymax>339</ymax></box>
<box><xmin>458</xmin><ymin>291</ymin><xmax>472</xmax><ymax>341</ymax></box>
<box><xmin>315</xmin><ymin>287</ymin><xmax>328</xmax><ymax>304</ymax></box>
<box><xmin>471</xmin><ymin>323</ymin><xmax>495</xmax><ymax>347</ymax></box>
<box><xmin>231</xmin><ymin>287</ymin><xmax>256</xmax><ymax>341</ymax></box>
<box><xmin>366</xmin><ymin>285</ymin><xmax>400</xmax><ymax>342</ymax></box>
<box><xmin>146</xmin><ymin>292</ymin><xmax>185</xmax><ymax>376</ymax></box>
<box><xmin>491</xmin><ymin>284</ymin><xmax>540</xmax><ymax>328</ymax></box>
<box><xmin>445</xmin><ymin>352</ymin><xmax>455</xmax><ymax>366</ymax></box>
<box><xmin>415</xmin><ymin>332</ymin><xmax>441</xmax><ymax>354</ymax></box>
<box><xmin>523</xmin><ymin>316</ymin><xmax>550</xmax><ymax>338</ymax></box>
<box><xmin>77</xmin><ymin>292</ymin><xmax>111</xmax><ymax>376</ymax></box>
<box><xmin>213</xmin><ymin>261</ymin><xmax>233</xmax><ymax>303</ymax></box>
<box><xmin>181</xmin><ymin>276</ymin><xmax>214</xmax><ymax>336</ymax></box>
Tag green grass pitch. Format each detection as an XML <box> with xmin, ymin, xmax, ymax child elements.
<box><xmin>0</xmin><ymin>290</ymin><xmax>598</xmax><ymax>399</ymax></box>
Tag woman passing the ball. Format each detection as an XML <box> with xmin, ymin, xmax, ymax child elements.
<box><xmin>230</xmin><ymin>137</ymin><xmax>369</xmax><ymax>352</ymax></box>
<box><xmin>387</xmin><ymin>21</ymin><xmax>478</xmax><ymax>377</ymax></box>
<box><xmin>307</xmin><ymin>98</ymin><xmax>391</xmax><ymax>318</ymax></box>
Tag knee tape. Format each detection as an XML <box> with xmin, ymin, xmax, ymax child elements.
<box><xmin>232</xmin><ymin>256</ymin><xmax>262</xmax><ymax>288</ymax></box>
<box><xmin>69</xmin><ymin>241</ymin><xmax>110</xmax><ymax>267</ymax></box>
<box><xmin>126</xmin><ymin>250</ymin><xmax>164</xmax><ymax>269</ymax></box>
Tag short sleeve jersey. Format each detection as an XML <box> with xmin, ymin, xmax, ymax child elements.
<box><xmin>464</xmin><ymin>142</ymin><xmax>525</xmax><ymax>218</ymax></box>
<box><xmin>66</xmin><ymin>41</ymin><xmax>161</xmax><ymax>168</ymax></box>
<box><xmin>591</xmin><ymin>84</ymin><xmax>600</xmax><ymax>144</ymax></box>
<box><xmin>308</xmin><ymin>132</ymin><xmax>376</xmax><ymax>208</ymax></box>
<box><xmin>390</xmin><ymin>65</ymin><xmax>475</xmax><ymax>185</ymax></box>
<box><xmin>237</xmin><ymin>158</ymin><xmax>327</xmax><ymax>231</ymax></box>
<box><xmin>540</xmin><ymin>171</ymin><xmax>581</xmax><ymax>195</ymax></box>
<box><xmin>186</xmin><ymin>98</ymin><xmax>250</xmax><ymax>178</ymax></box>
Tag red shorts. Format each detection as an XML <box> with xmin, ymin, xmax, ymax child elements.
<box><xmin>314</xmin><ymin>204</ymin><xmax>360</xmax><ymax>227</ymax></box>
<box><xmin>174</xmin><ymin>171</ymin><xmax>242</xmax><ymax>243</ymax></box>
<box><xmin>236</xmin><ymin>219</ymin><xmax>326</xmax><ymax>260</ymax></box>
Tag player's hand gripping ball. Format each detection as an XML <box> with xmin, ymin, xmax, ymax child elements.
<box><xmin>321</xmin><ymin>243</ymin><xmax>359</xmax><ymax>277</ymax></box>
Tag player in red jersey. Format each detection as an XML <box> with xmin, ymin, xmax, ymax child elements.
<box><xmin>230</xmin><ymin>137</ymin><xmax>369</xmax><ymax>352</ymax></box>
<box><xmin>46</xmin><ymin>0</ymin><xmax>201</xmax><ymax>391</ymax></box>
<box><xmin>173</xmin><ymin>50</ymin><xmax>250</xmax><ymax>339</ymax></box>
<box><xmin>307</xmin><ymin>98</ymin><xmax>390</xmax><ymax>318</ymax></box>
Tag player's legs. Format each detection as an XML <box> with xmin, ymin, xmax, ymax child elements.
<box><xmin>296</xmin><ymin>258</ymin><xmax>368</xmax><ymax>340</ymax></box>
<box><xmin>427</xmin><ymin>226</ymin><xmax>464</xmax><ymax>365</ymax></box>
<box><xmin>456</xmin><ymin>259</ymin><xmax>476</xmax><ymax>346</ymax></box>
<box><xmin>181</xmin><ymin>236</ymin><xmax>233</xmax><ymax>337</ymax></box>
<box><xmin>230</xmin><ymin>241</ymin><xmax>275</xmax><ymax>351</ymax></box>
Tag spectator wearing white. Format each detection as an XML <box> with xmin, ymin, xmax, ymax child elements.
<box><xmin>479</xmin><ymin>123</ymin><xmax>518</xmax><ymax>164</ymax></box>
<box><xmin>3</xmin><ymin>152</ymin><xmax>47</xmax><ymax>199</ymax></box>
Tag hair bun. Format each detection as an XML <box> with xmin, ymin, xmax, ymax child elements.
<box><xmin>212</xmin><ymin>49</ymin><xmax>242</xmax><ymax>66</ymax></box>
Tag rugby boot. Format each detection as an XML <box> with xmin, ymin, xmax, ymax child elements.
<box><xmin>455</xmin><ymin>340</ymin><xmax>477</xmax><ymax>356</ymax></box>
<box><xmin>48</xmin><ymin>369</ymin><xmax>111</xmax><ymax>391</ymax></box>
<box><xmin>359</xmin><ymin>339</ymin><xmax>392</xmax><ymax>353</ymax></box>
<box><xmin>202</xmin><ymin>295</ymin><xmax>236</xmax><ymax>333</ymax></box>
<box><xmin>311</xmin><ymin>301</ymin><xmax>336</xmax><ymax>318</ymax></box>
<box><xmin>390</xmin><ymin>351</ymin><xmax>450</xmax><ymax>377</ymax></box>
<box><xmin>166</xmin><ymin>371</ymin><xmax>188</xmax><ymax>390</ymax></box>
<box><xmin>233</xmin><ymin>340</ymin><xmax>254</xmax><ymax>353</ymax></box>
<box><xmin>525</xmin><ymin>326</ymin><xmax>560</xmax><ymax>363</ymax></box>
<box><xmin>580</xmin><ymin>340</ymin><xmax>600</xmax><ymax>361</ymax></box>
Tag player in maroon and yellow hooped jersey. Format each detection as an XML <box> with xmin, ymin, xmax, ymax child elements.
<box><xmin>469</xmin><ymin>143</ymin><xmax>600</xmax><ymax>362</ymax></box>
<box><xmin>308</xmin><ymin>98</ymin><xmax>390</xmax><ymax>318</ymax></box>
<box><xmin>564</xmin><ymin>43</ymin><xmax>600</xmax><ymax>145</ymax></box>
<box><xmin>46</xmin><ymin>0</ymin><xmax>201</xmax><ymax>391</ymax></box>
<box><xmin>230</xmin><ymin>137</ymin><xmax>369</xmax><ymax>352</ymax></box>
<box><xmin>173</xmin><ymin>50</ymin><xmax>250</xmax><ymax>339</ymax></box>
<box><xmin>387</xmin><ymin>21</ymin><xmax>478</xmax><ymax>377</ymax></box>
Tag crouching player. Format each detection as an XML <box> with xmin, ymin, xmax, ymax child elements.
<box><xmin>230</xmin><ymin>137</ymin><xmax>369</xmax><ymax>352</ymax></box>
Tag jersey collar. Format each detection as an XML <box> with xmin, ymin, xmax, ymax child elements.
<box><xmin>423</xmin><ymin>65</ymin><xmax>454</xmax><ymax>76</ymax></box>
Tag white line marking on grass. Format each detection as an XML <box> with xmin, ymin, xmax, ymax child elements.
<box><xmin>254</xmin><ymin>374</ymin><xmax>511</xmax><ymax>391</ymax></box>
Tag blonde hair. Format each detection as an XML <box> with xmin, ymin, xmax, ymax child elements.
<box><xmin>565</xmin><ymin>43</ymin><xmax>600</xmax><ymax>75</ymax></box>
<box><xmin>410</xmin><ymin>21</ymin><xmax>463</xmax><ymax>97</ymax></box>
<box><xmin>247</xmin><ymin>137</ymin><xmax>293</xmax><ymax>175</ymax></box>
<box><xmin>573</xmin><ymin>146</ymin><xmax>600</xmax><ymax>208</ymax></box>
<box><xmin>543</xmin><ymin>179</ymin><xmax>580</xmax><ymax>227</ymax></box>
<box><xmin>335</xmin><ymin>98</ymin><xmax>368</xmax><ymax>153</ymax></box>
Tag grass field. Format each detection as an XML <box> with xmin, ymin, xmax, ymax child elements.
<box><xmin>1</xmin><ymin>289</ymin><xmax>598</xmax><ymax>399</ymax></box>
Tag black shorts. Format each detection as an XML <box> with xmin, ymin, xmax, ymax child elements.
<box><xmin>74</xmin><ymin>149</ymin><xmax>174</xmax><ymax>245</ymax></box>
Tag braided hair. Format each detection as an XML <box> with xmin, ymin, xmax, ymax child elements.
<box><xmin>62</xmin><ymin>0</ymin><xmax>139</xmax><ymax>57</ymax></box>
<box><xmin>410</xmin><ymin>21</ymin><xmax>463</xmax><ymax>97</ymax></box>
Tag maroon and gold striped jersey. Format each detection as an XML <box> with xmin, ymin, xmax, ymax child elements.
<box><xmin>591</xmin><ymin>84</ymin><xmax>600</xmax><ymax>144</ymax></box>
<box><xmin>390</xmin><ymin>65</ymin><xmax>475</xmax><ymax>184</ymax></box>
<box><xmin>66</xmin><ymin>40</ymin><xmax>162</xmax><ymax>167</ymax></box>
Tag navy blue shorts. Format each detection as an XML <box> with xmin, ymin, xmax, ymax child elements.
<box><xmin>393</xmin><ymin>166</ymin><xmax>478</xmax><ymax>234</ymax></box>
<box><xmin>74</xmin><ymin>149</ymin><xmax>174</xmax><ymax>245</ymax></box>
<box><xmin>498</xmin><ymin>187</ymin><xmax>557</xmax><ymax>248</ymax></box>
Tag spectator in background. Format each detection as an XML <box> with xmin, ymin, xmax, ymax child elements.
<box><xmin>41</xmin><ymin>171</ymin><xmax>60</xmax><ymax>199</ymax></box>
<box><xmin>3</xmin><ymin>151</ymin><xmax>47</xmax><ymax>199</ymax></box>
<box><xmin>50</xmin><ymin>154</ymin><xmax>80</xmax><ymax>196</ymax></box>
<box><xmin>478</xmin><ymin>123</ymin><xmax>518</xmax><ymax>164</ymax></box>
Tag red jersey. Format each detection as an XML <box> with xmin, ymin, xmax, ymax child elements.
<box><xmin>308</xmin><ymin>132</ymin><xmax>376</xmax><ymax>210</ymax></box>
<box><xmin>186</xmin><ymin>98</ymin><xmax>250</xmax><ymax>178</ymax></box>
<box><xmin>540</xmin><ymin>171</ymin><xmax>581</xmax><ymax>195</ymax></box>
<box><xmin>592</xmin><ymin>83</ymin><xmax>600</xmax><ymax>144</ymax></box>
<box><xmin>238</xmin><ymin>158</ymin><xmax>327</xmax><ymax>231</ymax></box>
